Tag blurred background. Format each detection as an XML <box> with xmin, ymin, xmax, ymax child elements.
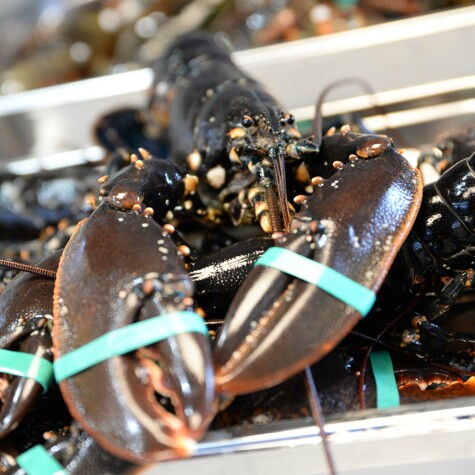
<box><xmin>1</xmin><ymin>0</ymin><xmax>474</xmax><ymax>176</ymax></box>
<box><xmin>0</xmin><ymin>0</ymin><xmax>472</xmax><ymax>94</ymax></box>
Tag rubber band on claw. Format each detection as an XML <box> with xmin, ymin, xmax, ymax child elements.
<box><xmin>370</xmin><ymin>351</ymin><xmax>400</xmax><ymax>409</ymax></box>
<box><xmin>54</xmin><ymin>311</ymin><xmax>208</xmax><ymax>382</ymax></box>
<box><xmin>16</xmin><ymin>445</ymin><xmax>68</xmax><ymax>475</ymax></box>
<box><xmin>254</xmin><ymin>247</ymin><xmax>376</xmax><ymax>316</ymax></box>
<box><xmin>0</xmin><ymin>349</ymin><xmax>53</xmax><ymax>393</ymax></box>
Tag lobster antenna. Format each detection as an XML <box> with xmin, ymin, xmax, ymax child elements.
<box><xmin>304</xmin><ymin>366</ymin><xmax>338</xmax><ymax>475</ymax></box>
<box><xmin>205</xmin><ymin>319</ymin><xmax>225</xmax><ymax>326</ymax></box>
<box><xmin>275</xmin><ymin>145</ymin><xmax>292</xmax><ymax>232</ymax></box>
<box><xmin>265</xmin><ymin>186</ymin><xmax>282</xmax><ymax>233</ymax></box>
<box><xmin>0</xmin><ymin>259</ymin><xmax>56</xmax><ymax>279</ymax></box>
<box><xmin>312</xmin><ymin>77</ymin><xmax>398</xmax><ymax>149</ymax></box>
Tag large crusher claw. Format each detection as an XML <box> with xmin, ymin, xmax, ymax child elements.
<box><xmin>53</xmin><ymin>157</ymin><xmax>215</xmax><ymax>463</ymax></box>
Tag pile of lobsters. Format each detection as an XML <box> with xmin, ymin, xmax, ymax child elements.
<box><xmin>0</xmin><ymin>31</ymin><xmax>474</xmax><ymax>474</ymax></box>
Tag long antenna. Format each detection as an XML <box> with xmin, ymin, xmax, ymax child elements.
<box><xmin>312</xmin><ymin>77</ymin><xmax>400</xmax><ymax>148</ymax></box>
<box><xmin>0</xmin><ymin>259</ymin><xmax>56</xmax><ymax>279</ymax></box>
<box><xmin>304</xmin><ymin>366</ymin><xmax>337</xmax><ymax>475</ymax></box>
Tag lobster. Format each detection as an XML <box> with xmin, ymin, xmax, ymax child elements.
<box><xmin>212</xmin><ymin>341</ymin><xmax>475</xmax><ymax>430</ymax></box>
<box><xmin>212</xmin><ymin>132</ymin><xmax>422</xmax><ymax>395</ymax></box>
<box><xmin>148</xmin><ymin>31</ymin><xmax>318</xmax><ymax>234</ymax></box>
<box><xmin>2</xmin><ymin>27</ymin><xmax>472</xmax><ymax>466</ymax></box>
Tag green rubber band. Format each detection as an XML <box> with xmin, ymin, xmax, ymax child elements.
<box><xmin>16</xmin><ymin>445</ymin><xmax>67</xmax><ymax>475</ymax></box>
<box><xmin>254</xmin><ymin>247</ymin><xmax>376</xmax><ymax>316</ymax></box>
<box><xmin>0</xmin><ymin>349</ymin><xmax>53</xmax><ymax>393</ymax></box>
<box><xmin>54</xmin><ymin>311</ymin><xmax>207</xmax><ymax>383</ymax></box>
<box><xmin>370</xmin><ymin>351</ymin><xmax>400</xmax><ymax>409</ymax></box>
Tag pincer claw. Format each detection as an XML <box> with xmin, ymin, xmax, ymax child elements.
<box><xmin>53</xmin><ymin>157</ymin><xmax>215</xmax><ymax>463</ymax></box>
<box><xmin>0</xmin><ymin>252</ymin><xmax>59</xmax><ymax>437</ymax></box>
<box><xmin>214</xmin><ymin>139</ymin><xmax>422</xmax><ymax>395</ymax></box>
<box><xmin>0</xmin><ymin>327</ymin><xmax>53</xmax><ymax>437</ymax></box>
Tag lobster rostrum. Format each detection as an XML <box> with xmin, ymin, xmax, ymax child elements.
<box><xmin>149</xmin><ymin>31</ymin><xmax>318</xmax><ymax>233</ymax></box>
<box><xmin>52</xmin><ymin>155</ymin><xmax>215</xmax><ymax>463</ymax></box>
<box><xmin>213</xmin><ymin>134</ymin><xmax>423</xmax><ymax>395</ymax></box>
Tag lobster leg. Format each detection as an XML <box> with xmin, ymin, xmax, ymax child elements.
<box><xmin>214</xmin><ymin>137</ymin><xmax>423</xmax><ymax>395</ymax></box>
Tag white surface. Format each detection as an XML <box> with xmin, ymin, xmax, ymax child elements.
<box><xmin>143</xmin><ymin>397</ymin><xmax>475</xmax><ymax>474</ymax></box>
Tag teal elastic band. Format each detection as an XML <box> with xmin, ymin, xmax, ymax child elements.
<box><xmin>54</xmin><ymin>311</ymin><xmax>207</xmax><ymax>382</ymax></box>
<box><xmin>370</xmin><ymin>351</ymin><xmax>400</xmax><ymax>409</ymax></box>
<box><xmin>16</xmin><ymin>445</ymin><xmax>67</xmax><ymax>475</ymax></box>
<box><xmin>254</xmin><ymin>247</ymin><xmax>376</xmax><ymax>316</ymax></box>
<box><xmin>0</xmin><ymin>349</ymin><xmax>53</xmax><ymax>393</ymax></box>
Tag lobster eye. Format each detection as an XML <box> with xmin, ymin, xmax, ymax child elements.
<box><xmin>286</xmin><ymin>114</ymin><xmax>295</xmax><ymax>125</ymax></box>
<box><xmin>242</xmin><ymin>115</ymin><xmax>253</xmax><ymax>127</ymax></box>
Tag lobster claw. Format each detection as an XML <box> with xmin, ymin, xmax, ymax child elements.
<box><xmin>53</xmin><ymin>158</ymin><xmax>215</xmax><ymax>463</ymax></box>
<box><xmin>214</xmin><ymin>139</ymin><xmax>423</xmax><ymax>395</ymax></box>
<box><xmin>0</xmin><ymin>252</ymin><xmax>59</xmax><ymax>437</ymax></box>
<box><xmin>0</xmin><ymin>325</ymin><xmax>53</xmax><ymax>437</ymax></box>
<box><xmin>138</xmin><ymin>317</ymin><xmax>215</xmax><ymax>439</ymax></box>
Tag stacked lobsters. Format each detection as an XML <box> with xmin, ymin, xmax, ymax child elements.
<box><xmin>0</xmin><ymin>31</ymin><xmax>474</xmax><ymax>474</ymax></box>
